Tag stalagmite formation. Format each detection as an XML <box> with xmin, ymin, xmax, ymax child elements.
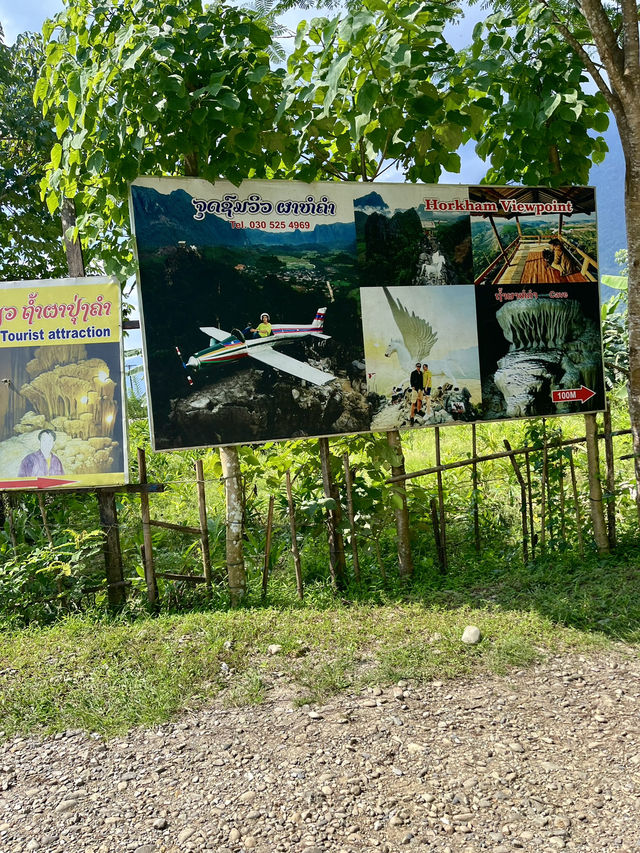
<box><xmin>491</xmin><ymin>297</ymin><xmax>600</xmax><ymax>417</ymax></box>
<box><xmin>7</xmin><ymin>345</ymin><xmax>121</xmax><ymax>475</ymax></box>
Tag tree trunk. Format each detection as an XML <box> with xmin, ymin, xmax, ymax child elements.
<box><xmin>623</xmin><ymin>147</ymin><xmax>640</xmax><ymax>523</ymax></box>
<box><xmin>584</xmin><ymin>413</ymin><xmax>610</xmax><ymax>554</ymax></box>
<box><xmin>62</xmin><ymin>197</ymin><xmax>125</xmax><ymax>607</ymax></box>
<box><xmin>386</xmin><ymin>429</ymin><xmax>413</xmax><ymax>577</ymax></box>
<box><xmin>220</xmin><ymin>445</ymin><xmax>246</xmax><ymax>606</ymax></box>
<box><xmin>318</xmin><ymin>437</ymin><xmax>346</xmax><ymax>590</ymax></box>
<box><xmin>183</xmin><ymin>155</ymin><xmax>247</xmax><ymax>600</ymax></box>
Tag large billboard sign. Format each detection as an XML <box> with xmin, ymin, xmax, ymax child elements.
<box><xmin>130</xmin><ymin>178</ymin><xmax>604</xmax><ymax>450</ymax></box>
<box><xmin>0</xmin><ymin>278</ymin><xmax>127</xmax><ymax>488</ymax></box>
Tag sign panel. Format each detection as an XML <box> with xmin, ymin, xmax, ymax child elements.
<box><xmin>0</xmin><ymin>278</ymin><xmax>127</xmax><ymax>488</ymax></box>
<box><xmin>129</xmin><ymin>178</ymin><xmax>604</xmax><ymax>450</ymax></box>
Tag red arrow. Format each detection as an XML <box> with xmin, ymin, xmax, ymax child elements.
<box><xmin>551</xmin><ymin>385</ymin><xmax>596</xmax><ymax>404</ymax></box>
<box><xmin>35</xmin><ymin>477</ymin><xmax>76</xmax><ymax>489</ymax></box>
<box><xmin>0</xmin><ymin>477</ymin><xmax>76</xmax><ymax>490</ymax></box>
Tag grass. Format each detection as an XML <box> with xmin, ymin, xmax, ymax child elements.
<box><xmin>1</xmin><ymin>402</ymin><xmax>638</xmax><ymax>741</ymax></box>
<box><xmin>0</xmin><ymin>560</ymin><xmax>631</xmax><ymax>741</ymax></box>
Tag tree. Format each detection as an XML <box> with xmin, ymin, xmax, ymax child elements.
<box><xmin>37</xmin><ymin>0</ymin><xmax>295</xmax><ymax>280</ymax></box>
<box><xmin>468</xmin><ymin>0</ymin><xmax>640</xmax><ymax>516</ymax></box>
<box><xmin>0</xmin><ymin>28</ymin><xmax>67</xmax><ymax>280</ymax></box>
<box><xmin>37</xmin><ymin>0</ymin><xmax>295</xmax><ymax>605</ymax></box>
<box><xmin>279</xmin><ymin>0</ymin><xmax>485</xmax><ymax>576</ymax></box>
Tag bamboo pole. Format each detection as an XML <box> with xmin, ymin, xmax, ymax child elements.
<box><xmin>471</xmin><ymin>423</ymin><xmax>480</xmax><ymax>552</ymax></box>
<box><xmin>37</xmin><ymin>494</ymin><xmax>53</xmax><ymax>546</ymax></box>
<box><xmin>261</xmin><ymin>495</ymin><xmax>275</xmax><ymax>599</ymax></box>
<box><xmin>385</xmin><ymin>429</ymin><xmax>632</xmax><ymax>483</ymax></box>
<box><xmin>4</xmin><ymin>495</ymin><xmax>16</xmax><ymax>552</ymax></box>
<box><xmin>138</xmin><ymin>447</ymin><xmax>157</xmax><ymax>605</ymax></box>
<box><xmin>525</xmin><ymin>448</ymin><xmax>536</xmax><ymax>559</ymax></box>
<box><xmin>540</xmin><ymin>424</ymin><xmax>547</xmax><ymax>554</ymax></box>
<box><xmin>342</xmin><ymin>453</ymin><xmax>361</xmax><ymax>583</ymax></box>
<box><xmin>504</xmin><ymin>440</ymin><xmax>529</xmax><ymax>564</ymax></box>
<box><xmin>568</xmin><ymin>448</ymin><xmax>585</xmax><ymax>557</ymax></box>
<box><xmin>318</xmin><ymin>437</ymin><xmax>346</xmax><ymax>590</ymax></box>
<box><xmin>195</xmin><ymin>458</ymin><xmax>212</xmax><ymax>588</ymax></box>
<box><xmin>558</xmin><ymin>447</ymin><xmax>567</xmax><ymax>543</ymax></box>
<box><xmin>603</xmin><ymin>408</ymin><xmax>617</xmax><ymax>549</ymax></box>
<box><xmin>430</xmin><ymin>496</ymin><xmax>446</xmax><ymax>572</ymax></box>
<box><xmin>584</xmin><ymin>413</ymin><xmax>610</xmax><ymax>554</ymax></box>
<box><xmin>434</xmin><ymin>427</ymin><xmax>447</xmax><ymax>570</ymax></box>
<box><xmin>285</xmin><ymin>471</ymin><xmax>303</xmax><ymax>600</ymax></box>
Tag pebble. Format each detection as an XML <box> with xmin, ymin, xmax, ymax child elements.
<box><xmin>0</xmin><ymin>651</ymin><xmax>638</xmax><ymax>852</ymax></box>
<box><xmin>461</xmin><ymin>625</ymin><xmax>482</xmax><ymax>645</ymax></box>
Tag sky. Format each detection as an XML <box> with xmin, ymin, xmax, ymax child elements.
<box><xmin>0</xmin><ymin>0</ymin><xmax>627</xmax><ymax>273</ymax></box>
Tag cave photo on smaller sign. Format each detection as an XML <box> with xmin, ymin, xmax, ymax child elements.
<box><xmin>0</xmin><ymin>278</ymin><xmax>127</xmax><ymax>489</ymax></box>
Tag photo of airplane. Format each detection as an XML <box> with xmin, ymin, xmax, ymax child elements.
<box><xmin>176</xmin><ymin>308</ymin><xmax>337</xmax><ymax>386</ymax></box>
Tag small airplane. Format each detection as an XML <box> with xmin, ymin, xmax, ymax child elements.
<box><xmin>176</xmin><ymin>308</ymin><xmax>336</xmax><ymax>386</ymax></box>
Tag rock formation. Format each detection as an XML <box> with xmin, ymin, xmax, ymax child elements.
<box><xmin>490</xmin><ymin>296</ymin><xmax>601</xmax><ymax>417</ymax></box>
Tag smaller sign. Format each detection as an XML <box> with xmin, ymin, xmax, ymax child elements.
<box><xmin>0</xmin><ymin>278</ymin><xmax>127</xmax><ymax>489</ymax></box>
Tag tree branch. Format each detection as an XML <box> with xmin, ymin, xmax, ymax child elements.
<box><xmin>539</xmin><ymin>0</ymin><xmax>625</xmax><ymax>115</ymax></box>
<box><xmin>578</xmin><ymin>0</ymin><xmax>628</xmax><ymax>94</ymax></box>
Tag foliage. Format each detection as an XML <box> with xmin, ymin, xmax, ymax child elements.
<box><xmin>0</xmin><ymin>529</ymin><xmax>104</xmax><ymax>625</ymax></box>
<box><xmin>468</xmin><ymin>5</ymin><xmax>609</xmax><ymax>185</ymax></box>
<box><xmin>36</xmin><ymin>0</ymin><xmax>295</xmax><ymax>280</ymax></box>
<box><xmin>280</xmin><ymin>0</ymin><xmax>480</xmax><ymax>182</ymax></box>
<box><xmin>0</xmin><ymin>30</ymin><xmax>67</xmax><ymax>280</ymax></box>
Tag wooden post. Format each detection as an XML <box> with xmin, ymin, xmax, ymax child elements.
<box><xmin>430</xmin><ymin>496</ymin><xmax>446</xmax><ymax>572</ymax></box>
<box><xmin>386</xmin><ymin>429</ymin><xmax>413</xmax><ymax>578</ymax></box>
<box><xmin>568</xmin><ymin>447</ymin><xmax>585</xmax><ymax>557</ymax></box>
<box><xmin>285</xmin><ymin>471</ymin><xmax>303</xmax><ymax>600</ymax></box>
<box><xmin>220</xmin><ymin>446</ymin><xmax>246</xmax><ymax>606</ymax></box>
<box><xmin>4</xmin><ymin>494</ymin><xmax>17</xmax><ymax>552</ymax></box>
<box><xmin>261</xmin><ymin>495</ymin><xmax>275</xmax><ymax>599</ymax></box>
<box><xmin>524</xmin><ymin>448</ymin><xmax>536</xmax><ymax>558</ymax></box>
<box><xmin>603</xmin><ymin>407</ymin><xmax>617</xmax><ymax>549</ymax></box>
<box><xmin>504</xmin><ymin>440</ymin><xmax>529</xmax><ymax>564</ymax></box>
<box><xmin>138</xmin><ymin>447</ymin><xmax>158</xmax><ymax>605</ymax></box>
<box><xmin>540</xmin><ymin>427</ymin><xmax>547</xmax><ymax>554</ymax></box>
<box><xmin>373</xmin><ymin>535</ymin><xmax>387</xmax><ymax>584</ymax></box>
<box><xmin>584</xmin><ymin>413</ymin><xmax>610</xmax><ymax>554</ymax></box>
<box><xmin>434</xmin><ymin>427</ymin><xmax>447</xmax><ymax>570</ymax></box>
<box><xmin>318</xmin><ymin>437</ymin><xmax>346</xmax><ymax>589</ymax></box>
<box><xmin>342</xmin><ymin>453</ymin><xmax>361</xmax><ymax>583</ymax></box>
<box><xmin>195</xmin><ymin>458</ymin><xmax>212</xmax><ymax>588</ymax></box>
<box><xmin>558</xmin><ymin>447</ymin><xmax>567</xmax><ymax>543</ymax></box>
<box><xmin>37</xmin><ymin>494</ymin><xmax>53</xmax><ymax>546</ymax></box>
<box><xmin>97</xmin><ymin>490</ymin><xmax>126</xmax><ymax>607</ymax></box>
<box><xmin>471</xmin><ymin>423</ymin><xmax>480</xmax><ymax>552</ymax></box>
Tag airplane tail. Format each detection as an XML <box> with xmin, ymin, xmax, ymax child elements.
<box><xmin>312</xmin><ymin>308</ymin><xmax>327</xmax><ymax>329</ymax></box>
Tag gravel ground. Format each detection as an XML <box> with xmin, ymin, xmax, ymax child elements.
<box><xmin>2</xmin><ymin>649</ymin><xmax>640</xmax><ymax>853</ymax></box>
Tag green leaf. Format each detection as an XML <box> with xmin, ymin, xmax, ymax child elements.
<box><xmin>51</xmin><ymin>143</ymin><xmax>62</xmax><ymax>170</ymax></box>
<box><xmin>543</xmin><ymin>92</ymin><xmax>562</xmax><ymax>119</ymax></box>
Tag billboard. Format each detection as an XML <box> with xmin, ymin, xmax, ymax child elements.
<box><xmin>129</xmin><ymin>178</ymin><xmax>604</xmax><ymax>450</ymax></box>
<box><xmin>0</xmin><ymin>278</ymin><xmax>127</xmax><ymax>488</ymax></box>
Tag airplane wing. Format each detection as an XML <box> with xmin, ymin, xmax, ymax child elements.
<box><xmin>200</xmin><ymin>326</ymin><xmax>230</xmax><ymax>342</ymax></box>
<box><xmin>248</xmin><ymin>346</ymin><xmax>336</xmax><ymax>386</ymax></box>
<box><xmin>308</xmin><ymin>332</ymin><xmax>331</xmax><ymax>340</ymax></box>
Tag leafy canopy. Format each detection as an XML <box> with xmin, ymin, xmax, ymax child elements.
<box><xmin>36</xmin><ymin>0</ymin><xmax>295</xmax><ymax>279</ymax></box>
<box><xmin>280</xmin><ymin>0</ymin><xmax>482</xmax><ymax>182</ymax></box>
